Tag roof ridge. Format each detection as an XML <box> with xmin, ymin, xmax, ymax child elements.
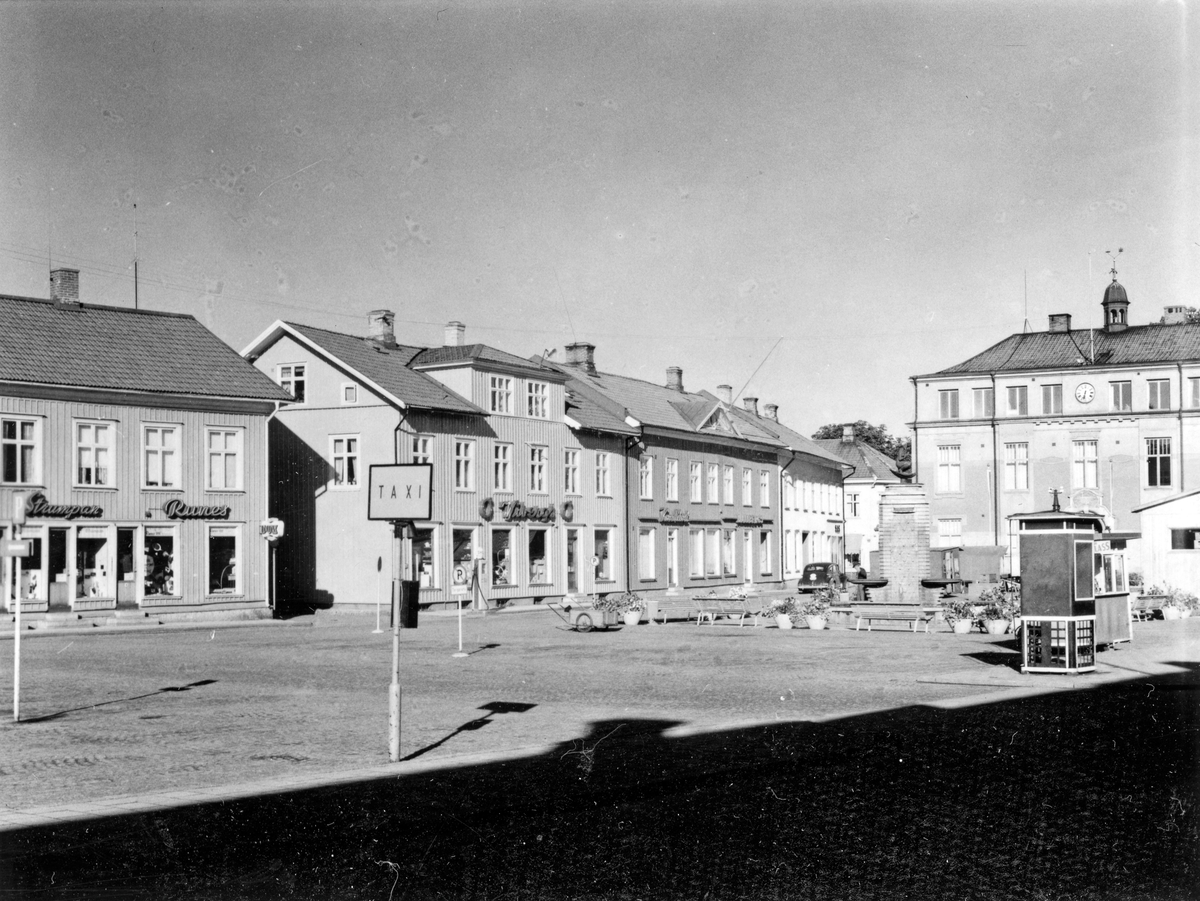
<box><xmin>0</xmin><ymin>294</ymin><xmax>197</xmax><ymax>320</ymax></box>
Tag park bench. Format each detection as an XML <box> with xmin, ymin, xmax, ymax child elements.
<box><xmin>648</xmin><ymin>597</ymin><xmax>704</xmax><ymax>625</ymax></box>
<box><xmin>1130</xmin><ymin>594</ymin><xmax>1162</xmax><ymax>622</ymax></box>
<box><xmin>852</xmin><ymin>604</ymin><xmax>934</xmax><ymax>633</ymax></box>
<box><xmin>694</xmin><ymin>596</ymin><xmax>762</xmax><ymax>627</ymax></box>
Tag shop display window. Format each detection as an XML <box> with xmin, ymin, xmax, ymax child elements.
<box><xmin>76</xmin><ymin>526</ymin><xmax>112</xmax><ymax>599</ymax></box>
<box><xmin>452</xmin><ymin>529</ymin><xmax>475</xmax><ymax>590</ymax></box>
<box><xmin>492</xmin><ymin>528</ymin><xmax>512</xmax><ymax>585</ymax></box>
<box><xmin>528</xmin><ymin>529</ymin><xmax>549</xmax><ymax>583</ymax></box>
<box><xmin>208</xmin><ymin>525</ymin><xmax>240</xmax><ymax>594</ymax></box>
<box><xmin>594</xmin><ymin>529</ymin><xmax>611</xmax><ymax>581</ymax></box>
<box><xmin>413</xmin><ymin>528</ymin><xmax>435</xmax><ymax>588</ymax></box>
<box><xmin>145</xmin><ymin>527</ymin><xmax>178</xmax><ymax>597</ymax></box>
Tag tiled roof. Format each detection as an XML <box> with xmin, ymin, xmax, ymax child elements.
<box><xmin>0</xmin><ymin>294</ymin><xmax>291</xmax><ymax>401</ymax></box>
<box><xmin>812</xmin><ymin>437</ymin><xmax>901</xmax><ymax>480</ymax></box>
<box><xmin>732</xmin><ymin>411</ymin><xmax>847</xmax><ymax>468</ymax></box>
<box><xmin>411</xmin><ymin>343</ymin><xmax>554</xmax><ymax>375</ymax></box>
<box><xmin>283</xmin><ymin>323</ymin><xmax>481</xmax><ymax>414</ymax></box>
<box><xmin>929</xmin><ymin>323</ymin><xmax>1200</xmax><ymax>376</ymax></box>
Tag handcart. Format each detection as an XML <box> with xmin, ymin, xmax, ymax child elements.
<box><xmin>548</xmin><ymin>600</ymin><xmax>618</xmax><ymax>632</ymax></box>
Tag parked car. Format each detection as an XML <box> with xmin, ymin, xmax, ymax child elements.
<box><xmin>797</xmin><ymin>562</ymin><xmax>841</xmax><ymax>593</ymax></box>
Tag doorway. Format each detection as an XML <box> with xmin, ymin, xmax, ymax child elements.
<box><xmin>48</xmin><ymin>528</ymin><xmax>70</xmax><ymax>610</ymax></box>
<box><xmin>565</xmin><ymin>528</ymin><xmax>578</xmax><ymax>593</ymax></box>
<box><xmin>743</xmin><ymin>531</ymin><xmax>753</xmax><ymax>585</ymax></box>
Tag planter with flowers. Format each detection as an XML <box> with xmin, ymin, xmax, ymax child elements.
<box><xmin>590</xmin><ymin>592</ymin><xmax>644</xmax><ymax>627</ymax></box>
<box><xmin>769</xmin><ymin>596</ymin><xmax>800</xmax><ymax>629</ymax></box>
<box><xmin>976</xmin><ymin>587</ymin><xmax>1018</xmax><ymax>634</ymax></box>
<box><xmin>941</xmin><ymin>596</ymin><xmax>977</xmax><ymax>634</ymax></box>
<box><xmin>799</xmin><ymin>588</ymin><xmax>836</xmax><ymax>630</ymax></box>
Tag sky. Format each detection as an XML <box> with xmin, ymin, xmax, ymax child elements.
<box><xmin>1</xmin><ymin>1</ymin><xmax>1197</xmax><ymax>438</ymax></box>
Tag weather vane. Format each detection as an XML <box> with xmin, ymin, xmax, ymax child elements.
<box><xmin>1105</xmin><ymin>247</ymin><xmax>1123</xmax><ymax>282</ymax></box>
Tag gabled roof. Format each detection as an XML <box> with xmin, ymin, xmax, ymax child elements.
<box><xmin>245</xmin><ymin>321</ymin><xmax>481</xmax><ymax>414</ymax></box>
<box><xmin>925</xmin><ymin>322</ymin><xmax>1200</xmax><ymax>377</ymax></box>
<box><xmin>812</xmin><ymin>437</ymin><xmax>901</xmax><ymax>481</ymax></box>
<box><xmin>411</xmin><ymin>343</ymin><xmax>559</xmax><ymax>377</ymax></box>
<box><xmin>0</xmin><ymin>294</ymin><xmax>291</xmax><ymax>402</ymax></box>
<box><xmin>1132</xmin><ymin>487</ymin><xmax>1200</xmax><ymax>514</ymax></box>
<box><xmin>728</xmin><ymin>410</ymin><xmax>848</xmax><ymax>469</ymax></box>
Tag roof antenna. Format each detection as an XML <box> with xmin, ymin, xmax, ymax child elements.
<box><xmin>1105</xmin><ymin>247</ymin><xmax>1123</xmax><ymax>282</ymax></box>
<box><xmin>553</xmin><ymin>269</ymin><xmax>577</xmax><ymax>344</ymax></box>
<box><xmin>1022</xmin><ymin>269</ymin><xmax>1031</xmax><ymax>333</ymax></box>
<box><xmin>133</xmin><ymin>202</ymin><xmax>139</xmax><ymax>310</ymax></box>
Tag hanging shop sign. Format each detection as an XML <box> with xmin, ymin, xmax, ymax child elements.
<box><xmin>498</xmin><ymin>500</ymin><xmax>557</xmax><ymax>523</ymax></box>
<box><xmin>658</xmin><ymin>507</ymin><xmax>690</xmax><ymax>524</ymax></box>
<box><xmin>163</xmin><ymin>499</ymin><xmax>231</xmax><ymax>520</ymax></box>
<box><xmin>25</xmin><ymin>493</ymin><xmax>103</xmax><ymax>520</ymax></box>
<box><xmin>560</xmin><ymin>500</ymin><xmax>574</xmax><ymax>522</ymax></box>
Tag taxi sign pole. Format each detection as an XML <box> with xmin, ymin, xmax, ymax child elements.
<box><xmin>389</xmin><ymin>521</ymin><xmax>412</xmax><ymax>762</ymax></box>
<box><xmin>12</xmin><ymin>492</ymin><xmax>27</xmax><ymax>723</ymax></box>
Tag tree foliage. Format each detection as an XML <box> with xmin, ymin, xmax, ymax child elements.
<box><xmin>812</xmin><ymin>420</ymin><xmax>911</xmax><ymax>465</ymax></box>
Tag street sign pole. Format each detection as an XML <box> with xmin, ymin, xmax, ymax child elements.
<box><xmin>389</xmin><ymin>520</ymin><xmax>411</xmax><ymax>762</ymax></box>
<box><xmin>11</xmin><ymin>492</ymin><xmax>27</xmax><ymax>723</ymax></box>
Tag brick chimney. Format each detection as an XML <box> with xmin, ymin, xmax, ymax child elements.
<box><xmin>717</xmin><ymin>384</ymin><xmax>733</xmax><ymax>405</ymax></box>
<box><xmin>443</xmin><ymin>320</ymin><xmax>465</xmax><ymax>347</ymax></box>
<box><xmin>743</xmin><ymin>396</ymin><xmax>759</xmax><ymax>416</ymax></box>
<box><xmin>1048</xmin><ymin>313</ymin><xmax>1072</xmax><ymax>333</ymax></box>
<box><xmin>763</xmin><ymin>403</ymin><xmax>778</xmax><ymax>422</ymax></box>
<box><xmin>50</xmin><ymin>268</ymin><xmax>80</xmax><ymax>307</ymax></box>
<box><xmin>1163</xmin><ymin>305</ymin><xmax>1189</xmax><ymax>325</ymax></box>
<box><xmin>842</xmin><ymin>424</ymin><xmax>855</xmax><ymax>443</ymax></box>
<box><xmin>565</xmin><ymin>342</ymin><xmax>596</xmax><ymax>374</ymax></box>
<box><xmin>367</xmin><ymin>310</ymin><xmax>397</xmax><ymax>347</ymax></box>
<box><xmin>666</xmin><ymin>367</ymin><xmax>683</xmax><ymax>392</ymax></box>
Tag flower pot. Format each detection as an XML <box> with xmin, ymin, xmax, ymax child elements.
<box><xmin>952</xmin><ymin>619</ymin><xmax>974</xmax><ymax>634</ymax></box>
<box><xmin>804</xmin><ymin>615</ymin><xmax>827</xmax><ymax>631</ymax></box>
<box><xmin>984</xmin><ymin>619</ymin><xmax>1009</xmax><ymax>635</ymax></box>
<box><xmin>775</xmin><ymin>613</ymin><xmax>794</xmax><ymax>630</ymax></box>
<box><xmin>623</xmin><ymin>610</ymin><xmax>641</xmax><ymax>626</ymax></box>
<box><xmin>1162</xmin><ymin>606</ymin><xmax>1182</xmax><ymax>621</ymax></box>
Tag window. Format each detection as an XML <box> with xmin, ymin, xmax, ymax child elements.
<box><xmin>491</xmin><ymin>528</ymin><xmax>512</xmax><ymax>584</ymax></box>
<box><xmin>743</xmin><ymin>468</ymin><xmax>753</xmax><ymax>507</ymax></box>
<box><xmin>689</xmin><ymin>529</ymin><xmax>704</xmax><ymax>577</ymax></box>
<box><xmin>1072</xmin><ymin>440</ymin><xmax>1098</xmax><ymax>488</ymax></box>
<box><xmin>595</xmin><ymin>452</ymin><xmax>611</xmax><ymax>496</ymax></box>
<box><xmin>723</xmin><ymin>465</ymin><xmax>734</xmax><ymax>505</ymax></box>
<box><xmin>1170</xmin><ymin>529</ymin><xmax>1200</xmax><ymax>550</ymax></box>
<box><xmin>760</xmin><ymin>471</ymin><xmax>770</xmax><ymax>508</ymax></box>
<box><xmin>722</xmin><ymin>530</ymin><xmax>735</xmax><ymax>576</ymax></box>
<box><xmin>493</xmin><ymin>444</ymin><xmax>512</xmax><ymax>492</ymax></box>
<box><xmin>331</xmin><ymin>435</ymin><xmax>359</xmax><ymax>487</ymax></box>
<box><xmin>564</xmin><ymin>449</ymin><xmax>580</xmax><ymax>495</ymax></box>
<box><xmin>529</xmin><ymin>446</ymin><xmax>547</xmax><ymax>493</ymax></box>
<box><xmin>412</xmin><ymin>435</ymin><xmax>432</xmax><ymax>465</ymax></box>
<box><xmin>143</xmin><ymin>526</ymin><xmax>178</xmax><ymax>597</ymax></box>
<box><xmin>207</xmin><ymin>429</ymin><xmax>243</xmax><ymax>491</ymax></box>
<box><xmin>707</xmin><ymin>464</ymin><xmax>718</xmax><ymax>503</ymax></box>
<box><xmin>2</xmin><ymin>418</ymin><xmax>38</xmax><ymax>485</ymax></box>
<box><xmin>1147</xmin><ymin>437</ymin><xmax>1171</xmax><ymax>487</ymax></box>
<box><xmin>705</xmin><ymin>528</ymin><xmax>720</xmax><ymax>576</ymax></box>
<box><xmin>452</xmin><ymin>529</ymin><xmax>475</xmax><ymax>590</ymax></box>
<box><xmin>1093</xmin><ymin>545</ymin><xmax>1126</xmax><ymax>594</ymax></box>
<box><xmin>973</xmin><ymin>387</ymin><xmax>994</xmax><ymax>418</ymax></box>
<box><xmin>528</xmin><ymin>529</ymin><xmax>549</xmax><ymax>583</ymax></box>
<box><xmin>847</xmin><ymin>493</ymin><xmax>859</xmax><ymax>516</ymax></box>
<box><xmin>1190</xmin><ymin>377</ymin><xmax>1200</xmax><ymax>408</ymax></box>
<box><xmin>341</xmin><ymin>384</ymin><xmax>358</xmax><ymax>404</ymax></box>
<box><xmin>594</xmin><ymin>529</ymin><xmax>612</xmax><ymax>580</ymax></box>
<box><xmin>489</xmin><ymin>376</ymin><xmax>513</xmax><ymax>414</ymax></box>
<box><xmin>638</xmin><ymin>527</ymin><xmax>655</xmax><ymax>579</ymax></box>
<box><xmin>75</xmin><ymin>421</ymin><xmax>112</xmax><ymax>487</ymax></box>
<box><xmin>208</xmin><ymin>525</ymin><xmax>241</xmax><ymax>595</ymax></box>
<box><xmin>1111</xmin><ymin>381</ymin><xmax>1132</xmax><ymax>412</ymax></box>
<box><xmin>1006</xmin><ymin>385</ymin><xmax>1028</xmax><ymax>416</ymax></box>
<box><xmin>937</xmin><ymin>519</ymin><xmax>962</xmax><ymax>546</ymax></box>
<box><xmin>455</xmin><ymin>440</ymin><xmax>475</xmax><ymax>490</ymax></box>
<box><xmin>1042</xmin><ymin>384</ymin><xmax>1062</xmax><ymax>415</ymax></box>
<box><xmin>936</xmin><ymin>445</ymin><xmax>961</xmax><ymax>493</ymax></box>
<box><xmin>413</xmin><ymin>528</ymin><xmax>435</xmax><ymax>588</ymax></box>
<box><xmin>144</xmin><ymin>425</ymin><xmax>180</xmax><ymax>488</ymax></box>
<box><xmin>1004</xmin><ymin>442</ymin><xmax>1028</xmax><ymax>491</ymax></box>
<box><xmin>1149</xmin><ymin>379</ymin><xmax>1171</xmax><ymax>411</ymax></box>
<box><xmin>638</xmin><ymin>455</ymin><xmax>653</xmax><ymax>500</ymax></box>
<box><xmin>758</xmin><ymin>530</ymin><xmax>772</xmax><ymax>575</ymax></box>
<box><xmin>278</xmin><ymin>364</ymin><xmax>306</xmax><ymax>402</ymax></box>
<box><xmin>665</xmin><ymin>458</ymin><xmax>679</xmax><ymax>502</ymax></box>
<box><xmin>526</xmin><ymin>381</ymin><xmax>549</xmax><ymax>418</ymax></box>
<box><xmin>689</xmin><ymin>462</ymin><xmax>702</xmax><ymax>503</ymax></box>
<box><xmin>938</xmin><ymin>389</ymin><xmax>959</xmax><ymax>419</ymax></box>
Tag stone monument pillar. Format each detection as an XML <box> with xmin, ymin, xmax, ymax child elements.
<box><xmin>874</xmin><ymin>483</ymin><xmax>931</xmax><ymax>605</ymax></box>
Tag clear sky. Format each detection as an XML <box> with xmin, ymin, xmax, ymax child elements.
<box><xmin>2</xmin><ymin>1</ymin><xmax>1196</xmax><ymax>437</ymax></box>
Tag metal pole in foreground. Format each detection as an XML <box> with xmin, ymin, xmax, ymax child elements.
<box><xmin>389</xmin><ymin>522</ymin><xmax>409</xmax><ymax>762</ymax></box>
<box><xmin>13</xmin><ymin>527</ymin><xmax>21</xmax><ymax>723</ymax></box>
<box><xmin>373</xmin><ymin>556</ymin><xmax>383</xmax><ymax>634</ymax></box>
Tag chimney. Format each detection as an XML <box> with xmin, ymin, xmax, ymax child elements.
<box><xmin>443</xmin><ymin>320</ymin><xmax>465</xmax><ymax>347</ymax></box>
<box><xmin>1163</xmin><ymin>305</ymin><xmax>1189</xmax><ymax>325</ymax></box>
<box><xmin>1048</xmin><ymin>313</ymin><xmax>1072</xmax><ymax>333</ymax></box>
<box><xmin>742</xmin><ymin>396</ymin><xmax>759</xmax><ymax>416</ymax></box>
<box><xmin>366</xmin><ymin>309</ymin><xmax>397</xmax><ymax>347</ymax></box>
<box><xmin>565</xmin><ymin>342</ymin><xmax>596</xmax><ymax>374</ymax></box>
<box><xmin>842</xmin><ymin>424</ymin><xmax>855</xmax><ymax>443</ymax></box>
<box><xmin>50</xmin><ymin>268</ymin><xmax>80</xmax><ymax>307</ymax></box>
<box><xmin>666</xmin><ymin>366</ymin><xmax>684</xmax><ymax>392</ymax></box>
<box><xmin>763</xmin><ymin>403</ymin><xmax>779</xmax><ymax>422</ymax></box>
<box><xmin>717</xmin><ymin>384</ymin><xmax>733</xmax><ymax>405</ymax></box>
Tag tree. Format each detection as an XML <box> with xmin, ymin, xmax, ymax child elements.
<box><xmin>812</xmin><ymin>420</ymin><xmax>911</xmax><ymax>466</ymax></box>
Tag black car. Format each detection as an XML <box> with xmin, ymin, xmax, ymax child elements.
<box><xmin>797</xmin><ymin>562</ymin><xmax>840</xmax><ymax>593</ymax></box>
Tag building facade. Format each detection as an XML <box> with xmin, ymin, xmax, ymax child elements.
<box><xmin>813</xmin><ymin>426</ymin><xmax>901</xmax><ymax>573</ymax></box>
<box><xmin>1</xmin><ymin>270</ymin><xmax>290</xmax><ymax>619</ymax></box>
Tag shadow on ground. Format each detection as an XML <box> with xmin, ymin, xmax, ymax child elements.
<box><xmin>1</xmin><ymin>666</ymin><xmax>1197</xmax><ymax>901</ymax></box>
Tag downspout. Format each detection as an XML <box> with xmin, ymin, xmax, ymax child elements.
<box><xmin>1178</xmin><ymin>362</ymin><xmax>1186</xmax><ymax>493</ymax></box>
<box><xmin>990</xmin><ymin>373</ymin><xmax>1000</xmax><ymax>546</ymax></box>
<box><xmin>781</xmin><ymin>451</ymin><xmax>795</xmax><ymax>586</ymax></box>
<box><xmin>625</xmin><ymin>435</ymin><xmax>639</xmax><ymax>594</ymax></box>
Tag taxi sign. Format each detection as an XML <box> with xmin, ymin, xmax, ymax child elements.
<box><xmin>368</xmin><ymin>464</ymin><xmax>433</xmax><ymax>521</ymax></box>
<box><xmin>2</xmin><ymin>540</ymin><xmax>32</xmax><ymax>557</ymax></box>
<box><xmin>260</xmin><ymin>518</ymin><xmax>285</xmax><ymax>542</ymax></box>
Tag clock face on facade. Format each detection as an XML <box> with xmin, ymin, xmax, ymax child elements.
<box><xmin>1075</xmin><ymin>383</ymin><xmax>1095</xmax><ymax>403</ymax></box>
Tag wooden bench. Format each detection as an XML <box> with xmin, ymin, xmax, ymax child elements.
<box><xmin>648</xmin><ymin>597</ymin><xmax>704</xmax><ymax>625</ymax></box>
<box><xmin>694</xmin><ymin>597</ymin><xmax>762</xmax><ymax>627</ymax></box>
<box><xmin>1130</xmin><ymin>594</ymin><xmax>1163</xmax><ymax>622</ymax></box>
<box><xmin>852</xmin><ymin>605</ymin><xmax>935</xmax><ymax>633</ymax></box>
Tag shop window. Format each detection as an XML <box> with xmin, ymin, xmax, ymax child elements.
<box><xmin>689</xmin><ymin>528</ymin><xmax>704</xmax><ymax>578</ymax></box>
<box><xmin>412</xmin><ymin>435</ymin><xmax>433</xmax><ymax>465</ymax></box>
<box><xmin>528</xmin><ymin>529</ymin><xmax>549</xmax><ymax>583</ymax></box>
<box><xmin>493</xmin><ymin>444</ymin><xmax>512</xmax><ymax>492</ymax></box>
<box><xmin>529</xmin><ymin>446</ymin><xmax>548</xmax><ymax>493</ymax></box>
<box><xmin>665</xmin><ymin>458</ymin><xmax>678</xmax><ymax>502</ymax></box>
<box><xmin>75</xmin><ymin>421</ymin><xmax>112</xmax><ymax>487</ymax></box>
<box><xmin>76</xmin><ymin>526</ymin><xmax>112</xmax><ymax>599</ymax></box>
<box><xmin>144</xmin><ymin>425</ymin><xmax>181</xmax><ymax>489</ymax></box>
<box><xmin>594</xmin><ymin>529</ymin><xmax>612</xmax><ymax>581</ymax></box>
<box><xmin>1170</xmin><ymin>529</ymin><xmax>1200</xmax><ymax>550</ymax></box>
<box><xmin>705</xmin><ymin>528</ymin><xmax>719</xmax><ymax>576</ymax></box>
<box><xmin>7</xmin><ymin>530</ymin><xmax>44</xmax><ymax>601</ymax></box>
<box><xmin>689</xmin><ymin>462</ymin><xmax>702</xmax><ymax>503</ymax></box>
<box><xmin>1147</xmin><ymin>437</ymin><xmax>1171</xmax><ymax>487</ymax></box>
<box><xmin>595</xmin><ymin>452</ymin><xmax>611</xmax><ymax>496</ymax></box>
<box><xmin>722</xmin><ymin>530</ymin><xmax>735</xmax><ymax>576</ymax></box>
<box><xmin>330</xmin><ymin>435</ymin><xmax>359</xmax><ymax>488</ymax></box>
<box><xmin>491</xmin><ymin>528</ymin><xmax>512</xmax><ymax>585</ymax></box>
<box><xmin>455</xmin><ymin>440</ymin><xmax>475</xmax><ymax>490</ymax></box>
<box><xmin>413</xmin><ymin>528</ymin><xmax>435</xmax><ymax>588</ymax></box>
<box><xmin>526</xmin><ymin>381</ymin><xmax>549</xmax><ymax>419</ymax></box>
<box><xmin>565</xmin><ymin>449</ymin><xmax>580</xmax><ymax>495</ymax></box>
<box><xmin>758</xmin><ymin>530</ymin><xmax>772</xmax><ymax>575</ymax></box>
<box><xmin>1093</xmin><ymin>547</ymin><xmax>1126</xmax><ymax>594</ymax></box>
<box><xmin>278</xmin><ymin>364</ymin><xmax>306</xmax><ymax>403</ymax></box>
<box><xmin>2</xmin><ymin>418</ymin><xmax>39</xmax><ymax>485</ymax></box>
<box><xmin>490</xmin><ymin>376</ymin><xmax>513</xmax><ymax>414</ymax></box>
<box><xmin>208</xmin><ymin>525</ymin><xmax>240</xmax><ymax>595</ymax></box>
<box><xmin>452</xmin><ymin>529</ymin><xmax>475</xmax><ymax>591</ymax></box>
<box><xmin>638</xmin><ymin>527</ymin><xmax>655</xmax><ymax>580</ymax></box>
<box><xmin>144</xmin><ymin>527</ymin><xmax>178</xmax><ymax>597</ymax></box>
<box><xmin>207</xmin><ymin>429</ymin><xmax>243</xmax><ymax>491</ymax></box>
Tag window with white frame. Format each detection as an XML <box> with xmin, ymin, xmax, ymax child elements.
<box><xmin>690</xmin><ymin>462</ymin><xmax>702</xmax><ymax>503</ymax></box>
<box><xmin>526</xmin><ymin>381</ymin><xmax>549</xmax><ymax>418</ymax></box>
<box><xmin>743</xmin><ymin>468</ymin><xmax>753</xmax><ymax>506</ymax></box>
<box><xmin>595</xmin><ymin>452</ymin><xmax>611</xmax><ymax>496</ymax></box>
<box><xmin>75</xmin><ymin>421</ymin><xmax>112</xmax><ymax>487</ymax></box>
<box><xmin>938</xmin><ymin>389</ymin><xmax>959</xmax><ymax>419</ymax></box>
<box><xmin>1111</xmin><ymin>381</ymin><xmax>1132</xmax><ymax>412</ymax></box>
<box><xmin>208</xmin><ymin>524</ymin><xmax>241</xmax><ymax>595</ymax></box>
<box><xmin>847</xmin><ymin>493</ymin><xmax>859</xmax><ymax>517</ymax></box>
<box><xmin>723</xmin><ymin>465</ymin><xmax>734</xmax><ymax>504</ymax></box>
<box><xmin>722</xmin><ymin>529</ymin><xmax>735</xmax><ymax>576</ymax></box>
<box><xmin>707</xmin><ymin>464</ymin><xmax>718</xmax><ymax>503</ymax></box>
<box><xmin>1042</xmin><ymin>384</ymin><xmax>1063</xmax><ymax>415</ymax></box>
<box><xmin>330</xmin><ymin>435</ymin><xmax>359</xmax><ymax>487</ymax></box>
<box><xmin>638</xmin><ymin>527</ymin><xmax>655</xmax><ymax>580</ymax></box>
<box><xmin>278</xmin><ymin>363</ymin><xmax>306</xmax><ymax>402</ymax></box>
<box><xmin>1004</xmin><ymin>442</ymin><xmax>1028</xmax><ymax>491</ymax></box>
<box><xmin>1147</xmin><ymin>437</ymin><xmax>1172</xmax><ymax>487</ymax></box>
<box><xmin>1006</xmin><ymin>385</ymin><xmax>1028</xmax><ymax>416</ymax></box>
<box><xmin>689</xmin><ymin>528</ymin><xmax>704</xmax><ymax>577</ymax></box>
<box><xmin>1</xmin><ymin>418</ymin><xmax>39</xmax><ymax>485</ymax></box>
<box><xmin>665</xmin><ymin>458</ymin><xmax>679</xmax><ymax>502</ymax></box>
<box><xmin>758</xmin><ymin>530</ymin><xmax>772</xmax><ymax>575</ymax></box>
<box><xmin>594</xmin><ymin>529</ymin><xmax>612</xmax><ymax>580</ymax></box>
<box><xmin>639</xmin><ymin>455</ymin><xmax>653</xmax><ymax>500</ymax></box>
<box><xmin>973</xmin><ymin>387</ymin><xmax>994</xmax><ymax>418</ymax></box>
<box><xmin>143</xmin><ymin>525</ymin><xmax>178</xmax><ymax>597</ymax></box>
<box><xmin>1149</xmin><ymin>379</ymin><xmax>1171</xmax><ymax>411</ymax></box>
<box><xmin>529</xmin><ymin>446</ymin><xmax>548</xmax><ymax>493</ymax></box>
<box><xmin>1072</xmin><ymin>439</ymin><xmax>1098</xmax><ymax>488</ymax></box>
<box><xmin>1190</xmin><ymin>377</ymin><xmax>1200</xmax><ymax>408</ymax></box>
<box><xmin>760</xmin><ymin>471</ymin><xmax>770</xmax><ymax>508</ymax></box>
<box><xmin>455</xmin><ymin>440</ymin><xmax>475</xmax><ymax>490</ymax></box>
<box><xmin>705</xmin><ymin>528</ymin><xmax>720</xmax><ymax>576</ymax></box>
<box><xmin>412</xmin><ymin>435</ymin><xmax>433</xmax><ymax>465</ymax></box>
<box><xmin>936</xmin><ymin>445</ymin><xmax>961</xmax><ymax>493</ymax></box>
<box><xmin>937</xmin><ymin>519</ymin><xmax>962</xmax><ymax>546</ymax></box>
<box><xmin>207</xmin><ymin>428</ymin><xmax>243</xmax><ymax>491</ymax></box>
<box><xmin>564</xmin><ymin>449</ymin><xmax>580</xmax><ymax>495</ymax></box>
<box><xmin>341</xmin><ymin>384</ymin><xmax>358</xmax><ymax>405</ymax></box>
<box><xmin>489</xmin><ymin>376</ymin><xmax>513</xmax><ymax>414</ymax></box>
<box><xmin>494</xmin><ymin>444</ymin><xmax>512</xmax><ymax>492</ymax></box>
<box><xmin>528</xmin><ymin>528</ymin><xmax>549</xmax><ymax>583</ymax></box>
<box><xmin>144</xmin><ymin>425</ymin><xmax>181</xmax><ymax>489</ymax></box>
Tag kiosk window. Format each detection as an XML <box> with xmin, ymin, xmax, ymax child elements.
<box><xmin>1170</xmin><ymin>529</ymin><xmax>1200</xmax><ymax>550</ymax></box>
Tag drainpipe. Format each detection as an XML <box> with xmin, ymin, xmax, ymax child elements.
<box><xmin>781</xmin><ymin>451</ymin><xmax>795</xmax><ymax>586</ymax></box>
<box><xmin>990</xmin><ymin>373</ymin><xmax>1000</xmax><ymax>546</ymax></box>
<box><xmin>624</xmin><ymin>435</ymin><xmax>640</xmax><ymax>594</ymax></box>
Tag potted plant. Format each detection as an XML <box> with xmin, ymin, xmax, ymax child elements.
<box><xmin>798</xmin><ymin>587</ymin><xmax>835</xmax><ymax>630</ymax></box>
<box><xmin>1161</xmin><ymin>588</ymin><xmax>1185</xmax><ymax>621</ymax></box>
<box><xmin>588</xmin><ymin>592</ymin><xmax>641</xmax><ymax>626</ymax></box>
<box><xmin>769</xmin><ymin>596</ymin><xmax>800</xmax><ymax>629</ymax></box>
<box><xmin>977</xmin><ymin>587</ymin><xmax>1017</xmax><ymax>634</ymax></box>
<box><xmin>942</xmin><ymin>596</ymin><xmax>977</xmax><ymax>634</ymax></box>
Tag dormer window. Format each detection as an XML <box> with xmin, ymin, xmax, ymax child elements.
<box><xmin>527</xmin><ymin>381</ymin><xmax>549</xmax><ymax>418</ymax></box>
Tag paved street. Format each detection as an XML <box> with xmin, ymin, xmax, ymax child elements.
<box><xmin>1</xmin><ymin>610</ymin><xmax>1197</xmax><ymax>900</ymax></box>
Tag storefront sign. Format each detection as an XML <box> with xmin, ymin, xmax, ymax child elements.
<box><xmin>260</xmin><ymin>518</ymin><xmax>285</xmax><ymax>541</ymax></box>
<box><xmin>736</xmin><ymin>515</ymin><xmax>765</xmax><ymax>527</ymax></box>
<box><xmin>498</xmin><ymin>500</ymin><xmax>557</xmax><ymax>523</ymax></box>
<box><xmin>658</xmin><ymin>507</ymin><xmax>690</xmax><ymax>524</ymax></box>
<box><xmin>25</xmin><ymin>493</ymin><xmax>103</xmax><ymax>520</ymax></box>
<box><xmin>163</xmin><ymin>499</ymin><xmax>231</xmax><ymax>520</ymax></box>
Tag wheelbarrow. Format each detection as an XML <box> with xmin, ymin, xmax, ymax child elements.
<box><xmin>548</xmin><ymin>601</ymin><xmax>618</xmax><ymax>632</ymax></box>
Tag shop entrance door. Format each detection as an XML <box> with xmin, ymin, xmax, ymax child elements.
<box><xmin>565</xmin><ymin>529</ymin><xmax>578</xmax><ymax>593</ymax></box>
<box><xmin>76</xmin><ymin>527</ymin><xmax>113</xmax><ymax>600</ymax></box>
<box><xmin>48</xmin><ymin>528</ymin><xmax>70</xmax><ymax>610</ymax></box>
<box><xmin>116</xmin><ymin>528</ymin><xmax>137</xmax><ymax>606</ymax></box>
